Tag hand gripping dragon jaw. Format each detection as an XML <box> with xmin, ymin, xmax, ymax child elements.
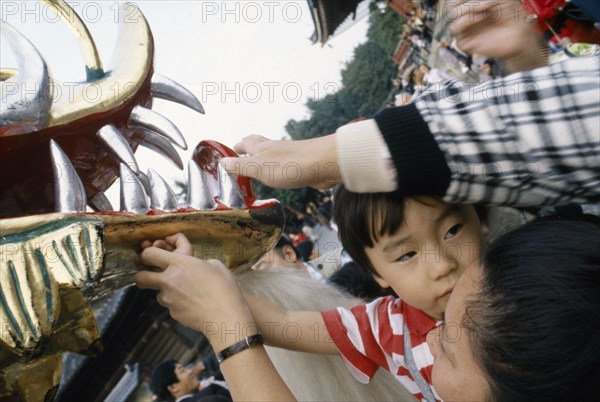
<box><xmin>0</xmin><ymin>2</ymin><xmax>283</xmax><ymax>401</ymax></box>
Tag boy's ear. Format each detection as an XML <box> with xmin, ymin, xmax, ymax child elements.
<box><xmin>373</xmin><ymin>274</ymin><xmax>390</xmax><ymax>289</ymax></box>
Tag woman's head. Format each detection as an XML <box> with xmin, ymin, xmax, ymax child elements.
<box><xmin>429</xmin><ymin>216</ymin><xmax>600</xmax><ymax>401</ymax></box>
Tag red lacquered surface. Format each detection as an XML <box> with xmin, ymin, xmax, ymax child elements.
<box><xmin>192</xmin><ymin>140</ymin><xmax>277</xmax><ymax>210</ymax></box>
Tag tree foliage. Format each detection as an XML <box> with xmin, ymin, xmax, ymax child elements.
<box><xmin>285</xmin><ymin>4</ymin><xmax>406</xmax><ymax>141</ymax></box>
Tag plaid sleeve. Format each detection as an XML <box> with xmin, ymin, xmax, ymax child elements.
<box><xmin>414</xmin><ymin>56</ymin><xmax>600</xmax><ymax>206</ymax></box>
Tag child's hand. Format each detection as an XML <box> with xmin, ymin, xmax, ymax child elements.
<box><xmin>141</xmin><ymin>233</ymin><xmax>193</xmax><ymax>256</ymax></box>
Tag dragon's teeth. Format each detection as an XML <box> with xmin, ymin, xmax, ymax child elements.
<box><xmin>128</xmin><ymin>106</ymin><xmax>188</xmax><ymax>150</ymax></box>
<box><xmin>89</xmin><ymin>192</ymin><xmax>114</xmax><ymax>212</ymax></box>
<box><xmin>187</xmin><ymin>160</ymin><xmax>217</xmax><ymax>210</ymax></box>
<box><xmin>147</xmin><ymin>169</ymin><xmax>178</xmax><ymax>212</ymax></box>
<box><xmin>119</xmin><ymin>163</ymin><xmax>149</xmax><ymax>214</ymax></box>
<box><xmin>136</xmin><ymin>171</ymin><xmax>152</xmax><ymax>195</ymax></box>
<box><xmin>151</xmin><ymin>73</ymin><xmax>205</xmax><ymax>114</ymax></box>
<box><xmin>97</xmin><ymin>124</ymin><xmax>139</xmax><ymax>174</ymax></box>
<box><xmin>133</xmin><ymin>128</ymin><xmax>184</xmax><ymax>170</ymax></box>
<box><xmin>217</xmin><ymin>163</ymin><xmax>246</xmax><ymax>209</ymax></box>
<box><xmin>50</xmin><ymin>140</ymin><xmax>87</xmax><ymax>213</ymax></box>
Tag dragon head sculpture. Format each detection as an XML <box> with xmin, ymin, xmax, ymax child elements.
<box><xmin>0</xmin><ymin>2</ymin><xmax>283</xmax><ymax>401</ymax></box>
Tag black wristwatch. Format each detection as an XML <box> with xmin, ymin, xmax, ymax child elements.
<box><xmin>216</xmin><ymin>333</ymin><xmax>265</xmax><ymax>364</ymax></box>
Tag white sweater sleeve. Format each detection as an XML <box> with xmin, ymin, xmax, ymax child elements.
<box><xmin>335</xmin><ymin>119</ymin><xmax>397</xmax><ymax>193</ymax></box>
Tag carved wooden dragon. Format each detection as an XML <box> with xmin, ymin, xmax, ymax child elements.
<box><xmin>0</xmin><ymin>2</ymin><xmax>283</xmax><ymax>400</ymax></box>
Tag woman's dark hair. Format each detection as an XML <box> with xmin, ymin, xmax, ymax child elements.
<box><xmin>333</xmin><ymin>185</ymin><xmax>406</xmax><ymax>276</ymax></box>
<box><xmin>465</xmin><ymin>216</ymin><xmax>600</xmax><ymax>402</ymax></box>
<box><xmin>329</xmin><ymin>261</ymin><xmax>396</xmax><ymax>301</ymax></box>
<box><xmin>295</xmin><ymin>240</ymin><xmax>314</xmax><ymax>262</ymax></box>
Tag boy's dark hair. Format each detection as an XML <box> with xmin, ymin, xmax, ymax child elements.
<box><xmin>150</xmin><ymin>359</ymin><xmax>178</xmax><ymax>401</ymax></box>
<box><xmin>333</xmin><ymin>185</ymin><xmax>406</xmax><ymax>276</ymax></box>
<box><xmin>465</xmin><ymin>216</ymin><xmax>600</xmax><ymax>401</ymax></box>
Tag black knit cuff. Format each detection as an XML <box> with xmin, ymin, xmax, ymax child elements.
<box><xmin>374</xmin><ymin>104</ymin><xmax>450</xmax><ymax>196</ymax></box>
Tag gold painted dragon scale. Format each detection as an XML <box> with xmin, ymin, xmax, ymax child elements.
<box><xmin>0</xmin><ymin>2</ymin><xmax>283</xmax><ymax>401</ymax></box>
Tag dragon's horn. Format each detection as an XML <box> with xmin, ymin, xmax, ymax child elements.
<box><xmin>129</xmin><ymin>106</ymin><xmax>188</xmax><ymax>150</ymax></box>
<box><xmin>0</xmin><ymin>22</ymin><xmax>51</xmax><ymax>135</ymax></box>
<box><xmin>133</xmin><ymin>128</ymin><xmax>184</xmax><ymax>170</ymax></box>
<box><xmin>151</xmin><ymin>73</ymin><xmax>205</xmax><ymax>114</ymax></box>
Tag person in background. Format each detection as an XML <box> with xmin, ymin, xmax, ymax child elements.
<box><xmin>150</xmin><ymin>360</ymin><xmax>231</xmax><ymax>402</ymax></box>
<box><xmin>252</xmin><ymin>233</ymin><xmax>326</xmax><ymax>283</ymax></box>
<box><xmin>478</xmin><ymin>58</ymin><xmax>496</xmax><ymax>82</ymax></box>
<box><xmin>191</xmin><ymin>355</ymin><xmax>228</xmax><ymax>391</ymax></box>
<box><xmin>419</xmin><ymin>63</ymin><xmax>450</xmax><ymax>86</ymax></box>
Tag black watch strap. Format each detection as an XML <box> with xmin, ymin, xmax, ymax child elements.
<box><xmin>216</xmin><ymin>334</ymin><xmax>265</xmax><ymax>364</ymax></box>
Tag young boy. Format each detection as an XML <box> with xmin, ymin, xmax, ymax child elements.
<box><xmin>149</xmin><ymin>186</ymin><xmax>485</xmax><ymax>402</ymax></box>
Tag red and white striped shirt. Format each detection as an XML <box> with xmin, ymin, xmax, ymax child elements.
<box><xmin>322</xmin><ymin>296</ymin><xmax>442</xmax><ymax>402</ymax></box>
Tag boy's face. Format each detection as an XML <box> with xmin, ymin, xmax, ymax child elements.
<box><xmin>365</xmin><ymin>197</ymin><xmax>484</xmax><ymax>320</ymax></box>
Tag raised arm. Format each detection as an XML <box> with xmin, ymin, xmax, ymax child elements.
<box><xmin>143</xmin><ymin>233</ymin><xmax>339</xmax><ymax>354</ymax></box>
<box><xmin>223</xmin><ymin>0</ymin><xmax>598</xmax><ymax>206</ymax></box>
<box><xmin>224</xmin><ymin>56</ymin><xmax>599</xmax><ymax>206</ymax></box>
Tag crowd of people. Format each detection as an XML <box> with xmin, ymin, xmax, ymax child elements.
<box><xmin>142</xmin><ymin>1</ymin><xmax>599</xmax><ymax>401</ymax></box>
